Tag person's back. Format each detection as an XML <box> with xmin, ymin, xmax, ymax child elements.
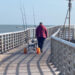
<box><xmin>36</xmin><ymin>23</ymin><xmax>47</xmax><ymax>39</ymax></box>
<box><xmin>36</xmin><ymin>22</ymin><xmax>48</xmax><ymax>52</ymax></box>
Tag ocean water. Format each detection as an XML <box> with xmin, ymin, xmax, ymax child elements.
<box><xmin>0</xmin><ymin>25</ymin><xmax>23</xmax><ymax>33</ymax></box>
<box><xmin>0</xmin><ymin>25</ymin><xmax>53</xmax><ymax>33</ymax></box>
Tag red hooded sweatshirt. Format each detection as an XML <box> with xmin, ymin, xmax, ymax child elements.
<box><xmin>36</xmin><ymin>24</ymin><xmax>48</xmax><ymax>38</ymax></box>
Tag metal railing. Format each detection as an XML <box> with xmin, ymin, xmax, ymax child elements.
<box><xmin>51</xmin><ymin>25</ymin><xmax>75</xmax><ymax>75</ymax></box>
<box><xmin>0</xmin><ymin>25</ymin><xmax>61</xmax><ymax>54</ymax></box>
<box><xmin>58</xmin><ymin>25</ymin><xmax>75</xmax><ymax>41</ymax></box>
<box><xmin>0</xmin><ymin>29</ymin><xmax>30</xmax><ymax>53</ymax></box>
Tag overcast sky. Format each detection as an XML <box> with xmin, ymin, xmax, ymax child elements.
<box><xmin>0</xmin><ymin>0</ymin><xmax>75</xmax><ymax>25</ymax></box>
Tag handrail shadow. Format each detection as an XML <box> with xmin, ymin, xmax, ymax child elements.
<box><xmin>0</xmin><ymin>49</ymin><xmax>23</xmax><ymax>66</ymax></box>
<box><xmin>3</xmin><ymin>52</ymin><xmax>24</xmax><ymax>75</ymax></box>
<box><xmin>16</xmin><ymin>54</ymin><xmax>30</xmax><ymax>75</ymax></box>
<box><xmin>0</xmin><ymin>38</ymin><xmax>62</xmax><ymax>75</ymax></box>
<box><xmin>27</xmin><ymin>54</ymin><xmax>36</xmax><ymax>75</ymax></box>
<box><xmin>37</xmin><ymin>47</ymin><xmax>48</xmax><ymax>75</ymax></box>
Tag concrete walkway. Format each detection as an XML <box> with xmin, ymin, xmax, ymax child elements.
<box><xmin>0</xmin><ymin>38</ymin><xmax>60</xmax><ymax>75</ymax></box>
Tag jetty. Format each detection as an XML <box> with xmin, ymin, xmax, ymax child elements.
<box><xmin>0</xmin><ymin>25</ymin><xmax>75</xmax><ymax>75</ymax></box>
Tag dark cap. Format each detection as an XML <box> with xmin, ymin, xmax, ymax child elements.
<box><xmin>40</xmin><ymin>22</ymin><xmax>43</xmax><ymax>25</ymax></box>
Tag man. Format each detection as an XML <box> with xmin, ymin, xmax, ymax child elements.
<box><xmin>36</xmin><ymin>22</ymin><xmax>48</xmax><ymax>52</ymax></box>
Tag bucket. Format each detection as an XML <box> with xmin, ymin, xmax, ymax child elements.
<box><xmin>36</xmin><ymin>48</ymin><xmax>41</xmax><ymax>54</ymax></box>
<box><xmin>24</xmin><ymin>48</ymin><xmax>27</xmax><ymax>54</ymax></box>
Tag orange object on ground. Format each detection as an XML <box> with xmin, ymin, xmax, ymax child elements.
<box><xmin>36</xmin><ymin>48</ymin><xmax>41</xmax><ymax>54</ymax></box>
<box><xmin>24</xmin><ymin>48</ymin><xmax>27</xmax><ymax>54</ymax></box>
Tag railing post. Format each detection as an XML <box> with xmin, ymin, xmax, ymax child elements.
<box><xmin>1</xmin><ymin>35</ymin><xmax>3</xmax><ymax>53</ymax></box>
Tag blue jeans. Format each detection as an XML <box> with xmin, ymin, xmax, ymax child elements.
<box><xmin>37</xmin><ymin>37</ymin><xmax>45</xmax><ymax>51</ymax></box>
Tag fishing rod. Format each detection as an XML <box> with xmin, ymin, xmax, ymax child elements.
<box><xmin>20</xmin><ymin>0</ymin><xmax>28</xmax><ymax>44</ymax></box>
<box><xmin>20</xmin><ymin>7</ymin><xmax>25</xmax><ymax>30</ymax></box>
<box><xmin>33</xmin><ymin>7</ymin><xmax>36</xmax><ymax>27</ymax></box>
<box><xmin>63</xmin><ymin>8</ymin><xmax>69</xmax><ymax>39</ymax></box>
<box><xmin>20</xmin><ymin>0</ymin><xmax>27</xmax><ymax>30</ymax></box>
<box><xmin>19</xmin><ymin>0</ymin><xmax>25</xmax><ymax>31</ymax></box>
<box><xmin>64</xmin><ymin>9</ymin><xmax>69</xmax><ymax>26</ymax></box>
<box><xmin>23</xmin><ymin>5</ymin><xmax>27</xmax><ymax>29</ymax></box>
<box><xmin>33</xmin><ymin>7</ymin><xmax>36</xmax><ymax>39</ymax></box>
